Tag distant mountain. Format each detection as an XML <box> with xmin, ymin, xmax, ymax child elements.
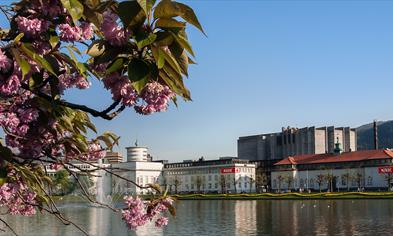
<box><xmin>357</xmin><ymin>120</ymin><xmax>393</xmax><ymax>150</ymax></box>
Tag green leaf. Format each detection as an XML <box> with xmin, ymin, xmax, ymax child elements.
<box><xmin>87</xmin><ymin>41</ymin><xmax>105</xmax><ymax>57</ymax></box>
<box><xmin>147</xmin><ymin>183</ymin><xmax>162</xmax><ymax>193</ymax></box>
<box><xmin>0</xmin><ymin>145</ymin><xmax>13</xmax><ymax>161</ymax></box>
<box><xmin>65</xmin><ymin>46</ymin><xmax>87</xmax><ymax>75</ymax></box>
<box><xmin>137</xmin><ymin>0</ymin><xmax>156</xmax><ymax>15</ymax></box>
<box><xmin>49</xmin><ymin>35</ymin><xmax>59</xmax><ymax>49</ymax></box>
<box><xmin>118</xmin><ymin>1</ymin><xmax>146</xmax><ymax>29</ymax></box>
<box><xmin>20</xmin><ymin>43</ymin><xmax>56</xmax><ymax>75</ymax></box>
<box><xmin>151</xmin><ymin>46</ymin><xmax>165</xmax><ymax>69</ymax></box>
<box><xmin>136</xmin><ymin>32</ymin><xmax>157</xmax><ymax>49</ymax></box>
<box><xmin>60</xmin><ymin>0</ymin><xmax>84</xmax><ymax>25</ymax></box>
<box><xmin>156</xmin><ymin>18</ymin><xmax>186</xmax><ymax>29</ymax></box>
<box><xmin>154</xmin><ymin>0</ymin><xmax>205</xmax><ymax>35</ymax></box>
<box><xmin>170</xmin><ymin>31</ymin><xmax>194</xmax><ymax>57</ymax></box>
<box><xmin>155</xmin><ymin>31</ymin><xmax>174</xmax><ymax>46</ymax></box>
<box><xmin>106</xmin><ymin>58</ymin><xmax>124</xmax><ymax>74</ymax></box>
<box><xmin>159</xmin><ymin>47</ymin><xmax>181</xmax><ymax>75</ymax></box>
<box><xmin>14</xmin><ymin>32</ymin><xmax>24</xmax><ymax>43</ymax></box>
<box><xmin>128</xmin><ymin>58</ymin><xmax>150</xmax><ymax>93</ymax></box>
<box><xmin>10</xmin><ymin>48</ymin><xmax>30</xmax><ymax>79</ymax></box>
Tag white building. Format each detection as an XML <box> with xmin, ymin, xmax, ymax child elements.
<box><xmin>162</xmin><ymin>157</ymin><xmax>256</xmax><ymax>194</ymax></box>
<box><xmin>111</xmin><ymin>144</ymin><xmax>163</xmax><ymax>195</ymax></box>
<box><xmin>271</xmin><ymin>148</ymin><xmax>393</xmax><ymax>192</ymax></box>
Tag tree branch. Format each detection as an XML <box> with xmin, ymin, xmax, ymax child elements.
<box><xmin>20</xmin><ymin>84</ymin><xmax>124</xmax><ymax>120</ymax></box>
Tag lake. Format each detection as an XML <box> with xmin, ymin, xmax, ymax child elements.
<box><xmin>2</xmin><ymin>199</ymin><xmax>393</xmax><ymax>235</ymax></box>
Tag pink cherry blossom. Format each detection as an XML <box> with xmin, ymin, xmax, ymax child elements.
<box><xmin>80</xmin><ymin>22</ymin><xmax>94</xmax><ymax>40</ymax></box>
<box><xmin>135</xmin><ymin>82</ymin><xmax>175</xmax><ymax>115</ymax></box>
<box><xmin>155</xmin><ymin>217</ymin><xmax>169</xmax><ymax>227</ymax></box>
<box><xmin>122</xmin><ymin>196</ymin><xmax>173</xmax><ymax>230</ymax></box>
<box><xmin>101</xmin><ymin>11</ymin><xmax>128</xmax><ymax>46</ymax></box>
<box><xmin>0</xmin><ymin>49</ymin><xmax>12</xmax><ymax>71</ymax></box>
<box><xmin>58</xmin><ymin>24</ymin><xmax>82</xmax><ymax>42</ymax></box>
<box><xmin>15</xmin><ymin>16</ymin><xmax>49</xmax><ymax>38</ymax></box>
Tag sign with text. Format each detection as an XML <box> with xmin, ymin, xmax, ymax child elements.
<box><xmin>378</xmin><ymin>166</ymin><xmax>393</xmax><ymax>174</ymax></box>
<box><xmin>220</xmin><ymin>167</ymin><xmax>240</xmax><ymax>174</ymax></box>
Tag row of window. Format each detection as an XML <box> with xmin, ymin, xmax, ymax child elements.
<box><xmin>272</xmin><ymin>176</ymin><xmax>374</xmax><ymax>188</ymax></box>
<box><xmin>179</xmin><ymin>182</ymin><xmax>252</xmax><ymax>190</ymax></box>
<box><xmin>169</xmin><ymin>174</ymin><xmax>255</xmax><ymax>183</ymax></box>
<box><xmin>136</xmin><ymin>176</ymin><xmax>158</xmax><ymax>185</ymax></box>
<box><xmin>165</xmin><ymin>167</ymin><xmax>254</xmax><ymax>176</ymax></box>
<box><xmin>277</xmin><ymin>159</ymin><xmax>393</xmax><ymax>171</ymax></box>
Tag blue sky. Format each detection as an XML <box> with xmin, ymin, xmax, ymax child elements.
<box><xmin>3</xmin><ymin>1</ymin><xmax>393</xmax><ymax>162</ymax></box>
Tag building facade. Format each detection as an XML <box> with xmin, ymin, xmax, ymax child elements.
<box><xmin>103</xmin><ymin>151</ymin><xmax>123</xmax><ymax>164</ymax></box>
<box><xmin>112</xmin><ymin>144</ymin><xmax>163</xmax><ymax>195</ymax></box>
<box><xmin>271</xmin><ymin>149</ymin><xmax>393</xmax><ymax>192</ymax></box>
<box><xmin>238</xmin><ymin>126</ymin><xmax>357</xmax><ymax>190</ymax></box>
<box><xmin>238</xmin><ymin>126</ymin><xmax>357</xmax><ymax>161</ymax></box>
<box><xmin>162</xmin><ymin>157</ymin><xmax>256</xmax><ymax>194</ymax></box>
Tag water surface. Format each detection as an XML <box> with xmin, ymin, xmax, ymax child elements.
<box><xmin>2</xmin><ymin>200</ymin><xmax>393</xmax><ymax>235</ymax></box>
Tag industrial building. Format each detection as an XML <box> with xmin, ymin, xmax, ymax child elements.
<box><xmin>238</xmin><ymin>126</ymin><xmax>357</xmax><ymax>161</ymax></box>
<box><xmin>237</xmin><ymin>126</ymin><xmax>357</xmax><ymax>189</ymax></box>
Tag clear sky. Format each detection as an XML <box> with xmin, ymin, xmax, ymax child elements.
<box><xmin>3</xmin><ymin>1</ymin><xmax>393</xmax><ymax>162</ymax></box>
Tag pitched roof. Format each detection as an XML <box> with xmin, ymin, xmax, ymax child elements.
<box><xmin>275</xmin><ymin>149</ymin><xmax>393</xmax><ymax>165</ymax></box>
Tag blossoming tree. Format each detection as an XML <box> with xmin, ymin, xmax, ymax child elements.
<box><xmin>0</xmin><ymin>0</ymin><xmax>203</xmax><ymax>234</ymax></box>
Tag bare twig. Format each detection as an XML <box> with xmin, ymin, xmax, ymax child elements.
<box><xmin>0</xmin><ymin>218</ymin><xmax>18</xmax><ymax>236</ymax></box>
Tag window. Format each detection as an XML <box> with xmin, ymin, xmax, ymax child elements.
<box><xmin>238</xmin><ymin>182</ymin><xmax>241</xmax><ymax>188</ymax></box>
<box><xmin>244</xmin><ymin>182</ymin><xmax>248</xmax><ymax>188</ymax></box>
<box><xmin>214</xmin><ymin>183</ymin><xmax>218</xmax><ymax>189</ymax></box>
<box><xmin>208</xmin><ymin>183</ymin><xmax>212</xmax><ymax>189</ymax></box>
<box><xmin>310</xmin><ymin>179</ymin><xmax>314</xmax><ymax>188</ymax></box>
<box><xmin>214</xmin><ymin>175</ymin><xmax>218</xmax><ymax>181</ymax></box>
<box><xmin>341</xmin><ymin>177</ymin><xmax>347</xmax><ymax>186</ymax></box>
<box><xmin>367</xmin><ymin>176</ymin><xmax>373</xmax><ymax>186</ymax></box>
<box><xmin>273</xmin><ymin>180</ymin><xmax>277</xmax><ymax>188</ymax></box>
<box><xmin>208</xmin><ymin>175</ymin><xmax>212</xmax><ymax>181</ymax></box>
<box><xmin>300</xmin><ymin>179</ymin><xmax>304</xmax><ymax>188</ymax></box>
<box><xmin>191</xmin><ymin>184</ymin><xmax>194</xmax><ymax>190</ymax></box>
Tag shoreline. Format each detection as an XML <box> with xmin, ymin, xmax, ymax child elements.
<box><xmin>171</xmin><ymin>192</ymin><xmax>393</xmax><ymax>200</ymax></box>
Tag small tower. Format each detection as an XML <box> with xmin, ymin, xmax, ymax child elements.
<box><xmin>126</xmin><ymin>140</ymin><xmax>148</xmax><ymax>162</ymax></box>
<box><xmin>333</xmin><ymin>137</ymin><xmax>342</xmax><ymax>155</ymax></box>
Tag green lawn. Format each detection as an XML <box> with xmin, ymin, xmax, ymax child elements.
<box><xmin>171</xmin><ymin>192</ymin><xmax>393</xmax><ymax>200</ymax></box>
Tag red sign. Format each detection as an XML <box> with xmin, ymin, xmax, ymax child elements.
<box><xmin>378</xmin><ymin>166</ymin><xmax>393</xmax><ymax>174</ymax></box>
<box><xmin>220</xmin><ymin>167</ymin><xmax>240</xmax><ymax>174</ymax></box>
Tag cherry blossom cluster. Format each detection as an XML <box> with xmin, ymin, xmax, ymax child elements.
<box><xmin>79</xmin><ymin>143</ymin><xmax>106</xmax><ymax>161</ymax></box>
<box><xmin>121</xmin><ymin>196</ymin><xmax>173</xmax><ymax>230</ymax></box>
<box><xmin>0</xmin><ymin>171</ymin><xmax>37</xmax><ymax>216</ymax></box>
<box><xmin>0</xmin><ymin>0</ymin><xmax>180</xmax><ymax>230</ymax></box>
<box><xmin>102</xmin><ymin>72</ymin><xmax>138</xmax><ymax>106</ymax></box>
<box><xmin>15</xmin><ymin>16</ymin><xmax>50</xmax><ymax>38</ymax></box>
<box><xmin>101</xmin><ymin>11</ymin><xmax>128</xmax><ymax>46</ymax></box>
<box><xmin>135</xmin><ymin>82</ymin><xmax>175</xmax><ymax>115</ymax></box>
<box><xmin>58</xmin><ymin>22</ymin><xmax>93</xmax><ymax>42</ymax></box>
<box><xmin>58</xmin><ymin>73</ymin><xmax>91</xmax><ymax>92</ymax></box>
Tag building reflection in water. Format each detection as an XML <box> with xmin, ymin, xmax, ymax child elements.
<box><xmin>3</xmin><ymin>200</ymin><xmax>393</xmax><ymax>235</ymax></box>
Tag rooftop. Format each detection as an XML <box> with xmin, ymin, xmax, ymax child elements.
<box><xmin>275</xmin><ymin>149</ymin><xmax>393</xmax><ymax>166</ymax></box>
